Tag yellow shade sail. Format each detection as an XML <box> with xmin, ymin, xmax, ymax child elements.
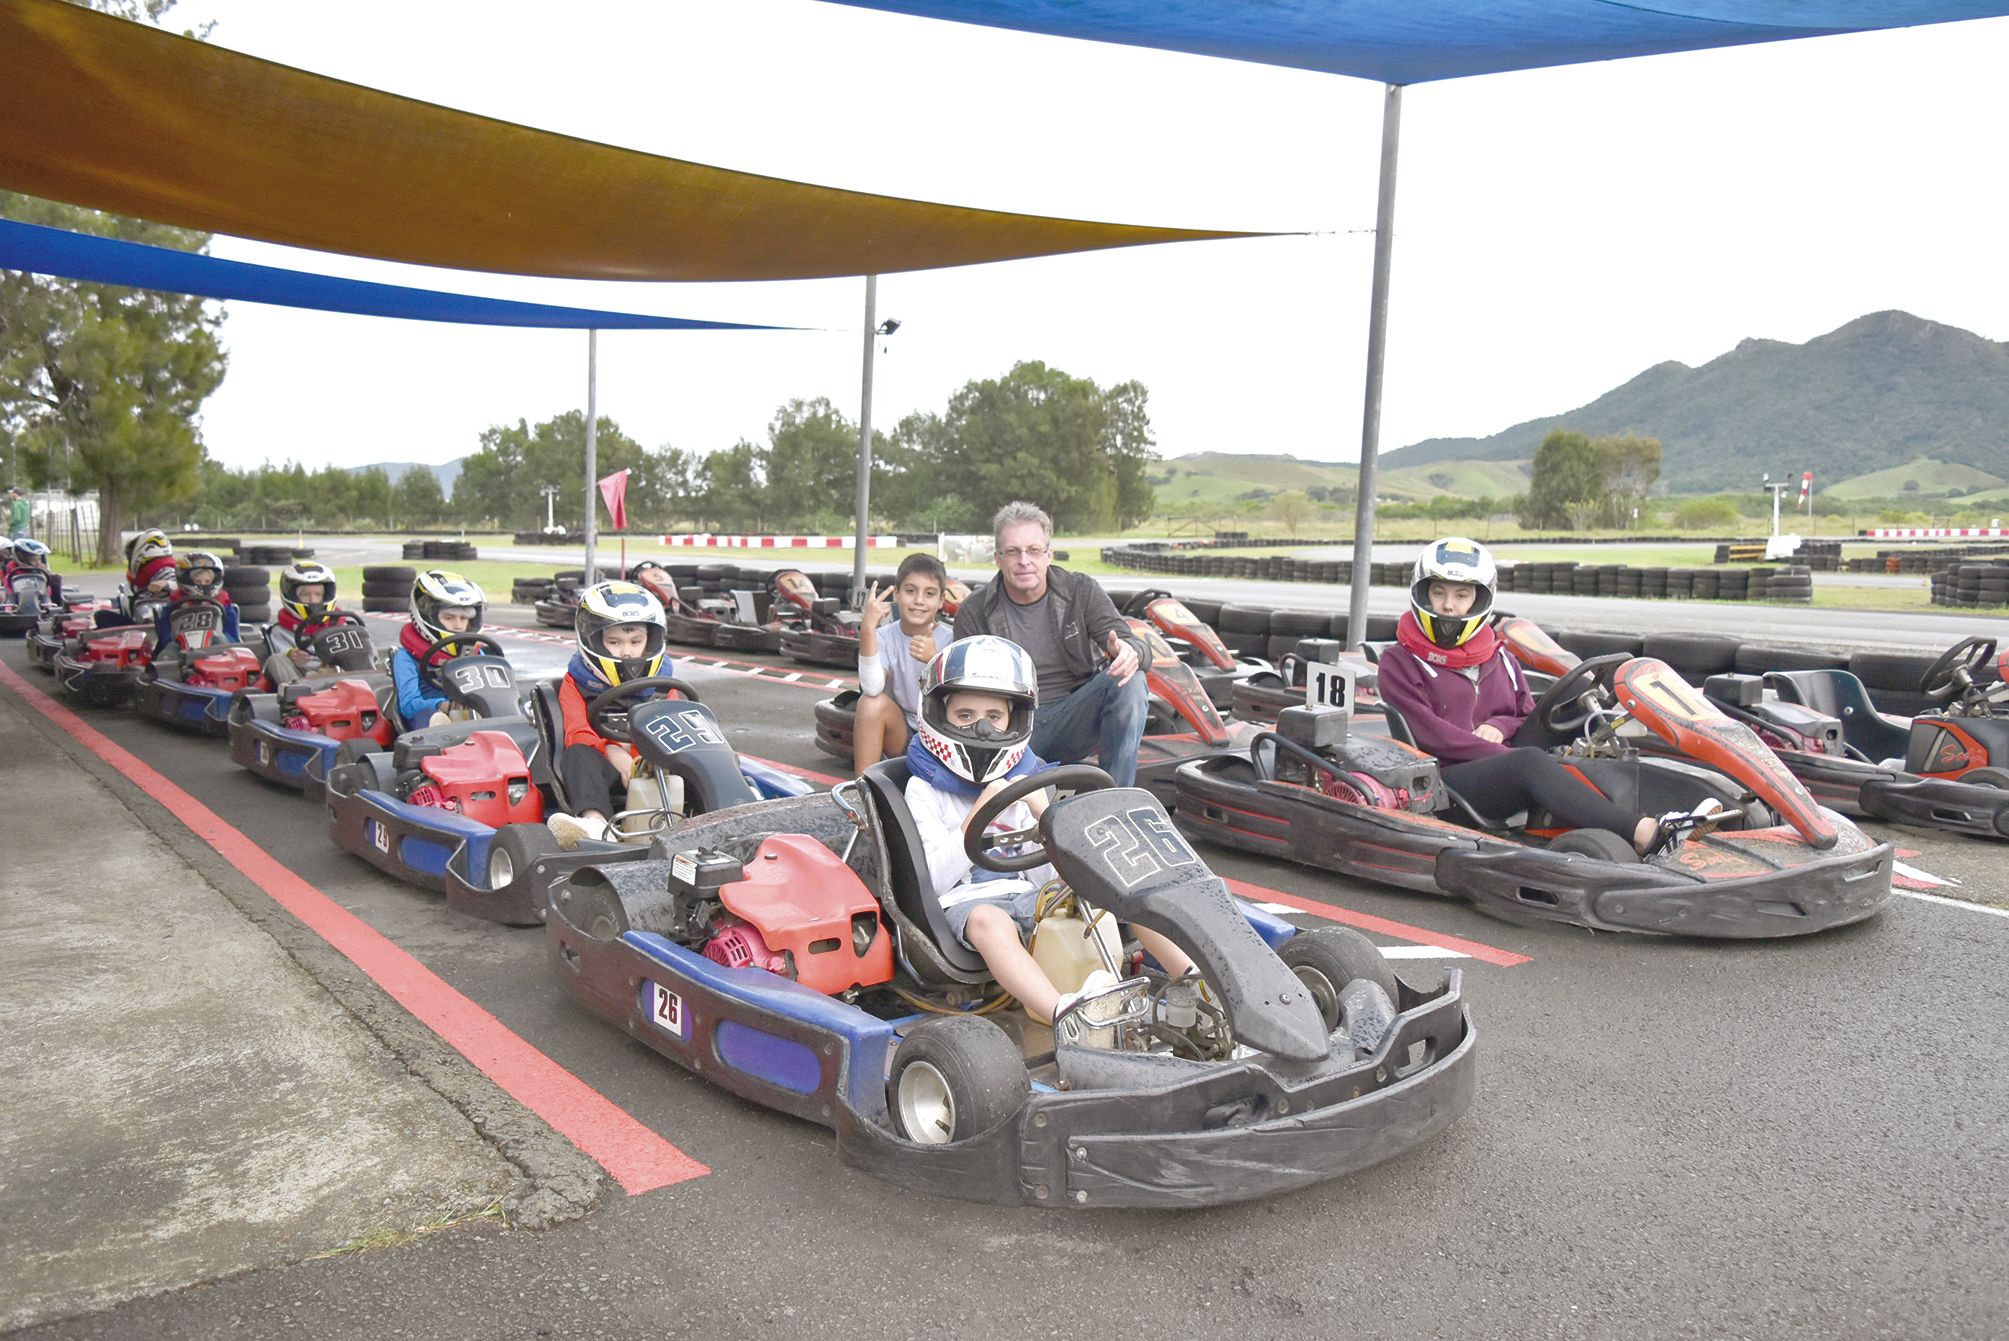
<box><xmin>0</xmin><ymin>0</ymin><xmax>1253</xmax><ymax>281</ymax></box>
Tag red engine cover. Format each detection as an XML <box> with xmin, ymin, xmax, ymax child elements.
<box><xmin>82</xmin><ymin>629</ymin><xmax>152</xmax><ymax>667</ymax></box>
<box><xmin>715</xmin><ymin>833</ymin><xmax>892</xmax><ymax>994</ymax></box>
<box><xmin>418</xmin><ymin>730</ymin><xmax>544</xmax><ymax>829</ymax></box>
<box><xmin>289</xmin><ymin>679</ymin><xmax>394</xmax><ymax>748</ymax></box>
<box><xmin>186</xmin><ymin>647</ymin><xmax>266</xmax><ymax>692</ymax></box>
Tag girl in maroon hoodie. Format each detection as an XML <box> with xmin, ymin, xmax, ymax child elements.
<box><xmin>1376</xmin><ymin>537</ymin><xmax>1719</xmax><ymax>857</ymax></box>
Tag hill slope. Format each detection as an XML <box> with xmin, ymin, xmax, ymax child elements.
<box><xmin>1383</xmin><ymin>311</ymin><xmax>2009</xmax><ymax>493</ymax></box>
<box><xmin>351</xmin><ymin>458</ymin><xmax>465</xmax><ymax>496</ymax></box>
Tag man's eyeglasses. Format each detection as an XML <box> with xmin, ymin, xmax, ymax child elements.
<box><xmin>999</xmin><ymin>546</ymin><xmax>1050</xmax><ymax>562</ymax></box>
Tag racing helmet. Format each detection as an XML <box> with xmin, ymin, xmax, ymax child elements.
<box><xmin>0</xmin><ymin>538</ymin><xmax>13</xmax><ymax>563</ymax></box>
<box><xmin>410</xmin><ymin>569</ymin><xmax>485</xmax><ymax>642</ymax></box>
<box><xmin>575</xmin><ymin>580</ymin><xmax>669</xmax><ymax>686</ymax></box>
<box><xmin>917</xmin><ymin>636</ymin><xmax>1038</xmax><ymax>786</ymax></box>
<box><xmin>279</xmin><ymin>561</ymin><xmax>338</xmax><ymax>620</ymax></box>
<box><xmin>13</xmin><ymin>537</ymin><xmax>50</xmax><ymax>566</ymax></box>
<box><xmin>176</xmin><ymin>550</ymin><xmax>224</xmax><ymax>599</ymax></box>
<box><xmin>1409</xmin><ymin>536</ymin><xmax>1498</xmax><ymax>648</ymax></box>
<box><xmin>128</xmin><ymin>528</ymin><xmax>173</xmax><ymax>575</ymax></box>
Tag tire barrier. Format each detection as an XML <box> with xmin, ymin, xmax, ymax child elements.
<box><xmin>1932</xmin><ymin>559</ymin><xmax>2009</xmax><ymax>610</ymax></box>
<box><xmin>1101</xmin><ymin>546</ymin><xmax>1815</xmax><ymax>603</ymax></box>
<box><xmin>1715</xmin><ymin>539</ymin><xmax>1840</xmax><ymax>570</ymax></box>
<box><xmin>400</xmin><ymin>539</ymin><xmax>479</xmax><ymax>562</ymax></box>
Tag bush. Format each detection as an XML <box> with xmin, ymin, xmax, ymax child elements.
<box><xmin>1672</xmin><ymin>497</ymin><xmax>1740</xmax><ymax>530</ymax></box>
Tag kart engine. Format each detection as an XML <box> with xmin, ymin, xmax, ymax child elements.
<box><xmin>285</xmin><ymin>681</ymin><xmax>394</xmax><ymax>747</ymax></box>
<box><xmin>188</xmin><ymin>648</ymin><xmax>265</xmax><ymax>692</ymax></box>
<box><xmin>674</xmin><ymin>836</ymin><xmax>893</xmax><ymax>995</ymax></box>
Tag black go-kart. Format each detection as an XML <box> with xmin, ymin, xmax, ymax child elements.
<box><xmin>546</xmin><ymin>760</ymin><xmax>1475</xmax><ymax>1208</ymax></box>
<box><xmin>775</xmin><ymin>569</ymin><xmax>863</xmax><ymax>668</ymax></box>
<box><xmin>1175</xmin><ymin>632</ymin><xmax>1895</xmax><ymax>938</ymax></box>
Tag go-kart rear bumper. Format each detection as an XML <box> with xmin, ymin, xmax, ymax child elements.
<box><xmin>0</xmin><ymin>612</ymin><xmax>38</xmax><ymax>636</ymax></box>
<box><xmin>229</xmin><ymin>714</ymin><xmax>337</xmax><ymax>794</ymax></box>
<box><xmin>326</xmin><ymin>778</ymin><xmax>498</xmax><ymax>893</ymax></box>
<box><xmin>1435</xmin><ymin>834</ymin><xmax>1895</xmax><ymax>937</ymax></box>
<box><xmin>661</xmin><ymin>612</ymin><xmax>722</xmax><ymax>648</ymax></box>
<box><xmin>132</xmin><ymin>676</ymin><xmax>236</xmax><ymax>735</ymax></box>
<box><xmin>1757</xmin><ymin>749</ymin><xmax>2009</xmax><ymax>839</ymax></box>
<box><xmin>779</xmin><ymin>627</ymin><xmax>859</xmax><ymax>668</ymax></box>
<box><xmin>713</xmin><ymin>621</ymin><xmax>780</xmax><ymax>653</ymax></box>
<box><xmin>52</xmin><ymin>654</ymin><xmax>142</xmax><ymax>707</ymax></box>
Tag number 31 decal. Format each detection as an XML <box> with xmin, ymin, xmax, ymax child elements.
<box><xmin>1085</xmin><ymin>807</ymin><xmax>1197</xmax><ymax>888</ymax></box>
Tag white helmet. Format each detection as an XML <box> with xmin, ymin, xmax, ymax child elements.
<box><xmin>917</xmin><ymin>637</ymin><xmax>1037</xmax><ymax>786</ymax></box>
<box><xmin>1409</xmin><ymin>536</ymin><xmax>1498</xmax><ymax>649</ymax></box>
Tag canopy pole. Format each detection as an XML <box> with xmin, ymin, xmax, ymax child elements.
<box><xmin>851</xmin><ymin>274</ymin><xmax>878</xmax><ymax>602</ymax></box>
<box><xmin>1347</xmin><ymin>84</ymin><xmax>1402</xmax><ymax>651</ymax></box>
<box><xmin>582</xmin><ymin>328</ymin><xmax>599</xmax><ymax>584</ymax></box>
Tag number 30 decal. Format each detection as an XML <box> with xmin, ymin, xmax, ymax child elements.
<box><xmin>1085</xmin><ymin>807</ymin><xmax>1197</xmax><ymax>888</ymax></box>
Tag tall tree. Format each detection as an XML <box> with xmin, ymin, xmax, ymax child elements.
<box><xmin>1597</xmin><ymin>433</ymin><xmax>1662</xmax><ymax>528</ymax></box>
<box><xmin>392</xmin><ymin>465</ymin><xmax>446</xmax><ymax>526</ymax></box>
<box><xmin>1520</xmin><ymin>429</ymin><xmax>1606</xmax><ymax>530</ymax></box>
<box><xmin>453</xmin><ymin>410</ymin><xmax>646</xmax><ymax>531</ymax></box>
<box><xmin>763</xmin><ymin>397</ymin><xmax>862</xmax><ymax>529</ymax></box>
<box><xmin>0</xmin><ymin>194</ymin><xmax>226</xmax><ymax>562</ymax></box>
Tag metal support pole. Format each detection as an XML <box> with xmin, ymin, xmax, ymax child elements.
<box><xmin>582</xmin><ymin>328</ymin><xmax>599</xmax><ymax>583</ymax></box>
<box><xmin>1346</xmin><ymin>84</ymin><xmax>1403</xmax><ymax>651</ymax></box>
<box><xmin>850</xmin><ymin>274</ymin><xmax>878</xmax><ymax>603</ymax></box>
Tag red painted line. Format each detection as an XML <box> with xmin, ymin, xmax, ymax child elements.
<box><xmin>0</xmin><ymin>660</ymin><xmax>706</xmax><ymax>1195</ymax></box>
<box><xmin>1222</xmin><ymin>875</ymin><xmax>1532</xmax><ymax>967</ymax></box>
<box><xmin>744</xmin><ymin>754</ymin><xmax>843</xmax><ymax>788</ymax></box>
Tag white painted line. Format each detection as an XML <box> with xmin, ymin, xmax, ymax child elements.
<box><xmin>1897</xmin><ymin>889</ymin><xmax>2009</xmax><ymax>919</ymax></box>
<box><xmin>1378</xmin><ymin>945</ymin><xmax>1470</xmax><ymax>960</ymax></box>
<box><xmin>783</xmin><ymin>672</ymin><xmax>802</xmax><ymax>682</ymax></box>
<box><xmin>1894</xmin><ymin>859</ymin><xmax>1959</xmax><ymax>888</ymax></box>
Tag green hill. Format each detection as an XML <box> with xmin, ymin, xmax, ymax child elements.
<box><xmin>1376</xmin><ymin>459</ymin><xmax>1529</xmax><ymax>501</ymax></box>
<box><xmin>1381</xmin><ymin>311</ymin><xmax>2009</xmax><ymax>494</ymax></box>
<box><xmin>1824</xmin><ymin>457</ymin><xmax>2005</xmax><ymax>499</ymax></box>
<box><xmin>1150</xmin><ymin>452</ymin><xmax>1527</xmax><ymax>507</ymax></box>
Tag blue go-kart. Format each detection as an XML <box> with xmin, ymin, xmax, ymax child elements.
<box><xmin>228</xmin><ymin>616</ymin><xmax>395</xmax><ymax>797</ymax></box>
<box><xmin>545</xmin><ymin>761</ymin><xmax>1476</xmax><ymax>1209</ymax></box>
<box><xmin>130</xmin><ymin>599</ymin><xmax>269</xmax><ymax>735</ymax></box>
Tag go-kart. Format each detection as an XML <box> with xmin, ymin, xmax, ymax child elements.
<box><xmin>808</xmin><ymin>615</ymin><xmax>1258</xmax><ymax>802</ymax></box>
<box><xmin>324</xmin><ymin>646</ymin><xmax>805</xmax><ymax>902</ymax></box>
<box><xmin>227</xmin><ymin>616</ymin><xmax>396</xmax><ymax>796</ymax></box>
<box><xmin>23</xmin><ymin>591</ymin><xmax>113</xmax><ymax>671</ymax></box>
<box><xmin>130</xmin><ymin>599</ymin><xmax>269</xmax><ymax>735</ymax></box>
<box><xmin>1503</xmin><ymin>625</ymin><xmax>2009</xmax><ymax>842</ymax></box>
<box><xmin>51</xmin><ymin>622</ymin><xmax>156</xmax><ymax>707</ymax></box>
<box><xmin>776</xmin><ymin>569</ymin><xmax>864</xmax><ymax>668</ymax></box>
<box><xmin>533</xmin><ymin>581</ymin><xmax>581</xmax><ymax>629</ymax></box>
<box><xmin>444</xmin><ymin>677</ymin><xmax>811</xmax><ymax>925</ymax></box>
<box><xmin>1114</xmin><ymin>590</ymin><xmax>1277</xmax><ymax>710</ymax></box>
<box><xmin>0</xmin><ymin>570</ymin><xmax>58</xmax><ymax>636</ymax></box>
<box><xmin>546</xmin><ymin>760</ymin><xmax>1475</xmax><ymax>1208</ymax></box>
<box><xmin>1174</xmin><ymin>645</ymin><xmax>1896</xmax><ymax>938</ymax></box>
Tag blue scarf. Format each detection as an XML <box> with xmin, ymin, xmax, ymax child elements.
<box><xmin>565</xmin><ymin>651</ymin><xmax>612</xmax><ymax>698</ymax></box>
<box><xmin>905</xmin><ymin>735</ymin><xmax>1045</xmax><ymax>800</ymax></box>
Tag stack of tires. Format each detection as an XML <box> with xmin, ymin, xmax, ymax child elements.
<box><xmin>511</xmin><ymin>574</ymin><xmax>554</xmax><ymax>605</ymax></box>
<box><xmin>1214</xmin><ymin>605</ymin><xmax>1270</xmax><ymax>659</ymax></box>
<box><xmin>224</xmin><ymin>564</ymin><xmax>272</xmax><ymax>623</ymax></box>
<box><xmin>401</xmin><ymin>539</ymin><xmax>480</xmax><ymax>563</ymax></box>
<box><xmin>1754</xmin><ymin>565</ymin><xmax>1814</xmax><ymax>603</ymax></box>
<box><xmin>1943</xmin><ymin>561</ymin><xmax>2009</xmax><ymax>609</ymax></box>
<box><xmin>361</xmin><ymin>565</ymin><xmax>415</xmax><ymax>614</ymax></box>
<box><xmin>1264</xmin><ymin>610</ymin><xmax>1333</xmax><ymax>664</ymax></box>
<box><xmin>180</xmin><ymin>536</ymin><xmax>241</xmax><ymax>553</ymax></box>
<box><xmin>237</xmin><ymin>542</ymin><xmax>305</xmax><ymax>566</ymax></box>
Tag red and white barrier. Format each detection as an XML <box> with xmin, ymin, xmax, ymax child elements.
<box><xmin>658</xmin><ymin>534</ymin><xmax>897</xmax><ymax>549</ymax></box>
<box><xmin>1861</xmin><ymin>527</ymin><xmax>2006</xmax><ymax>539</ymax></box>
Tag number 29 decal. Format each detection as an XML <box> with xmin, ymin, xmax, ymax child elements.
<box><xmin>1085</xmin><ymin>807</ymin><xmax>1197</xmax><ymax>888</ymax></box>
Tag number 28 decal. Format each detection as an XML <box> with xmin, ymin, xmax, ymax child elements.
<box><xmin>1085</xmin><ymin>807</ymin><xmax>1197</xmax><ymax>888</ymax></box>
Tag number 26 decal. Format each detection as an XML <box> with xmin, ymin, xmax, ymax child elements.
<box><xmin>1085</xmin><ymin>807</ymin><xmax>1197</xmax><ymax>888</ymax></box>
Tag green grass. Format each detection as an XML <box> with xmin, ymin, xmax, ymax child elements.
<box><xmin>1823</xmin><ymin>456</ymin><xmax>2006</xmax><ymax>500</ymax></box>
<box><xmin>1374</xmin><ymin>459</ymin><xmax>1531</xmax><ymax>501</ymax></box>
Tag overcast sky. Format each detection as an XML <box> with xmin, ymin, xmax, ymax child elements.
<box><xmin>168</xmin><ymin>0</ymin><xmax>2009</xmax><ymax>477</ymax></box>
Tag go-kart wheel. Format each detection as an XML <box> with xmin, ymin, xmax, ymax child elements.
<box><xmin>1279</xmin><ymin>928</ymin><xmax>1398</xmax><ymax>1033</ymax></box>
<box><xmin>1922</xmin><ymin>637</ymin><xmax>1997</xmax><ymax>701</ymax></box>
<box><xmin>586</xmin><ymin>676</ymin><xmax>701</xmax><ymax>744</ymax></box>
<box><xmin>1533</xmin><ymin>652</ymin><xmax>1631</xmax><ymax>736</ymax></box>
<box><xmin>1963</xmin><ymin>767</ymin><xmax>2009</xmax><ymax>789</ymax></box>
<box><xmin>489</xmin><ymin>823</ymin><xmax>562</xmax><ymax>893</ymax></box>
<box><xmin>418</xmin><ymin>631</ymin><xmax>508</xmax><ymax>663</ymax></box>
<box><xmin>889</xmin><ymin>1015</ymin><xmax>1029</xmax><ymax>1145</ymax></box>
<box><xmin>1547</xmin><ymin>828</ymin><xmax>1642</xmax><ymax>863</ymax></box>
<box><xmin>963</xmin><ymin>764</ymin><xmax>1116</xmax><ymax>873</ymax></box>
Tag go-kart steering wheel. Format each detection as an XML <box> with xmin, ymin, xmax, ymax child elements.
<box><xmin>963</xmin><ymin>764</ymin><xmax>1115</xmax><ymax>873</ymax></box>
<box><xmin>1532</xmin><ymin>652</ymin><xmax>1631</xmax><ymax>736</ymax></box>
<box><xmin>1121</xmin><ymin>589</ymin><xmax>1173</xmax><ymax>616</ymax></box>
<box><xmin>303</xmin><ymin>612</ymin><xmax>370</xmax><ymax>664</ymax></box>
<box><xmin>1922</xmin><ymin>637</ymin><xmax>1997</xmax><ymax>702</ymax></box>
<box><xmin>586</xmin><ymin>675</ymin><xmax>702</xmax><ymax>744</ymax></box>
<box><xmin>418</xmin><ymin>632</ymin><xmax>507</xmax><ymax>664</ymax></box>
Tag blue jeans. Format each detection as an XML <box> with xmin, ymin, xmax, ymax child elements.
<box><xmin>1031</xmin><ymin>671</ymin><xmax>1148</xmax><ymax>787</ymax></box>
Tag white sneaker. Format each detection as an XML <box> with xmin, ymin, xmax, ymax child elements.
<box><xmin>1647</xmin><ymin>797</ymin><xmax>1729</xmax><ymax>857</ymax></box>
<box><xmin>546</xmin><ymin>813</ymin><xmax>609</xmax><ymax>850</ymax></box>
<box><xmin>1050</xmin><ymin>969</ymin><xmax>1121</xmax><ymax>1025</ymax></box>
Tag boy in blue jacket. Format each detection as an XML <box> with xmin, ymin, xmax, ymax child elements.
<box><xmin>392</xmin><ymin>570</ymin><xmax>488</xmax><ymax>726</ymax></box>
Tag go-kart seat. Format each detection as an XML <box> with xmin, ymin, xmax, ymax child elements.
<box><xmin>1764</xmin><ymin>669</ymin><xmax>1911</xmax><ymax>763</ymax></box>
<box><xmin>858</xmin><ymin>760</ymin><xmax>993</xmax><ymax>983</ymax></box>
<box><xmin>525</xmin><ymin>680</ymin><xmax>568</xmax><ymax>797</ymax></box>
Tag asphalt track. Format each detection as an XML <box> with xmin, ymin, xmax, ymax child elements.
<box><xmin>7</xmin><ymin>615</ymin><xmax>2008</xmax><ymax>1341</ymax></box>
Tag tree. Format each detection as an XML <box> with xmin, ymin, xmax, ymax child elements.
<box><xmin>392</xmin><ymin>465</ymin><xmax>446</xmax><ymax>526</ymax></box>
<box><xmin>0</xmin><ymin>194</ymin><xmax>226</xmax><ymax>562</ymax></box>
<box><xmin>1673</xmin><ymin>496</ymin><xmax>1740</xmax><ymax>530</ymax></box>
<box><xmin>1598</xmin><ymin>434</ymin><xmax>1662</xmax><ymax>528</ymax></box>
<box><xmin>1521</xmin><ymin>430</ymin><xmax>1607</xmax><ymax>531</ymax></box>
<box><xmin>699</xmin><ymin>440</ymin><xmax>765</xmax><ymax>530</ymax></box>
<box><xmin>1270</xmin><ymin>490</ymin><xmax>1315</xmax><ymax>537</ymax></box>
<box><xmin>453</xmin><ymin>410</ymin><xmax>647</xmax><ymax>531</ymax></box>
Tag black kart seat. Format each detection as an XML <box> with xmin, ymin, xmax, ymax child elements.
<box><xmin>859</xmin><ymin>760</ymin><xmax>991</xmax><ymax>981</ymax></box>
<box><xmin>1764</xmin><ymin>669</ymin><xmax>1911</xmax><ymax>763</ymax></box>
<box><xmin>1378</xmin><ymin>703</ymin><xmax>1510</xmax><ymax>832</ymax></box>
<box><xmin>527</xmin><ymin>680</ymin><xmax>565</xmax><ymax>795</ymax></box>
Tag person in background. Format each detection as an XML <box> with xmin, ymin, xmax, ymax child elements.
<box><xmin>852</xmin><ymin>552</ymin><xmax>954</xmax><ymax>774</ymax></box>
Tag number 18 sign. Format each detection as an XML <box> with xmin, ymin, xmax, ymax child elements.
<box><xmin>1305</xmin><ymin>661</ymin><xmax>1356</xmax><ymax>716</ymax></box>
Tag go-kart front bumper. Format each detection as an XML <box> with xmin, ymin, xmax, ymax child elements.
<box><xmin>229</xmin><ymin>712</ymin><xmax>340</xmax><ymax>795</ymax></box>
<box><xmin>1773</xmin><ymin>749</ymin><xmax>2009</xmax><ymax>839</ymax></box>
<box><xmin>132</xmin><ymin>675</ymin><xmax>237</xmax><ymax>735</ymax></box>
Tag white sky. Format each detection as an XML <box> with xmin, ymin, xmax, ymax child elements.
<box><xmin>170</xmin><ymin>0</ymin><xmax>2009</xmax><ymax>476</ymax></box>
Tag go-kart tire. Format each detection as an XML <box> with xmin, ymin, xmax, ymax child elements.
<box><xmin>1279</xmin><ymin>928</ymin><xmax>1398</xmax><ymax>1032</ymax></box>
<box><xmin>224</xmin><ymin>564</ymin><xmax>268</xmax><ymax>585</ymax></box>
<box><xmin>236</xmin><ymin>603</ymin><xmax>272</xmax><ymax>623</ymax></box>
<box><xmin>364</xmin><ymin>565</ymin><xmax>417</xmax><ymax>585</ymax></box>
<box><xmin>1964</xmin><ymin>768</ymin><xmax>2009</xmax><ymax>789</ymax></box>
<box><xmin>362</xmin><ymin>596</ymin><xmax>405</xmax><ymax>613</ymax></box>
<box><xmin>1547</xmin><ymin>828</ymin><xmax>1642</xmax><ymax>863</ymax></box>
<box><xmin>487</xmin><ymin>823</ymin><xmax>563</xmax><ymax>896</ymax></box>
<box><xmin>361</xmin><ymin>580</ymin><xmax>411</xmax><ymax>598</ymax></box>
<box><xmin>888</xmin><ymin>1016</ymin><xmax>1028</xmax><ymax>1145</ymax></box>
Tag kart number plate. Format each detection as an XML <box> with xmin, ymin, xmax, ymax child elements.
<box><xmin>1307</xmin><ymin>662</ymin><xmax>1355</xmax><ymax>715</ymax></box>
<box><xmin>647</xmin><ymin>981</ymin><xmax>687</xmax><ymax>1037</ymax></box>
<box><xmin>257</xmin><ymin>741</ymin><xmax>272</xmax><ymax>765</ymax></box>
<box><xmin>367</xmin><ymin>819</ymin><xmax>390</xmax><ymax>854</ymax></box>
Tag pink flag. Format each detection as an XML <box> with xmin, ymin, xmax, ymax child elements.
<box><xmin>597</xmin><ymin>468</ymin><xmax>631</xmax><ymax>531</ymax></box>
